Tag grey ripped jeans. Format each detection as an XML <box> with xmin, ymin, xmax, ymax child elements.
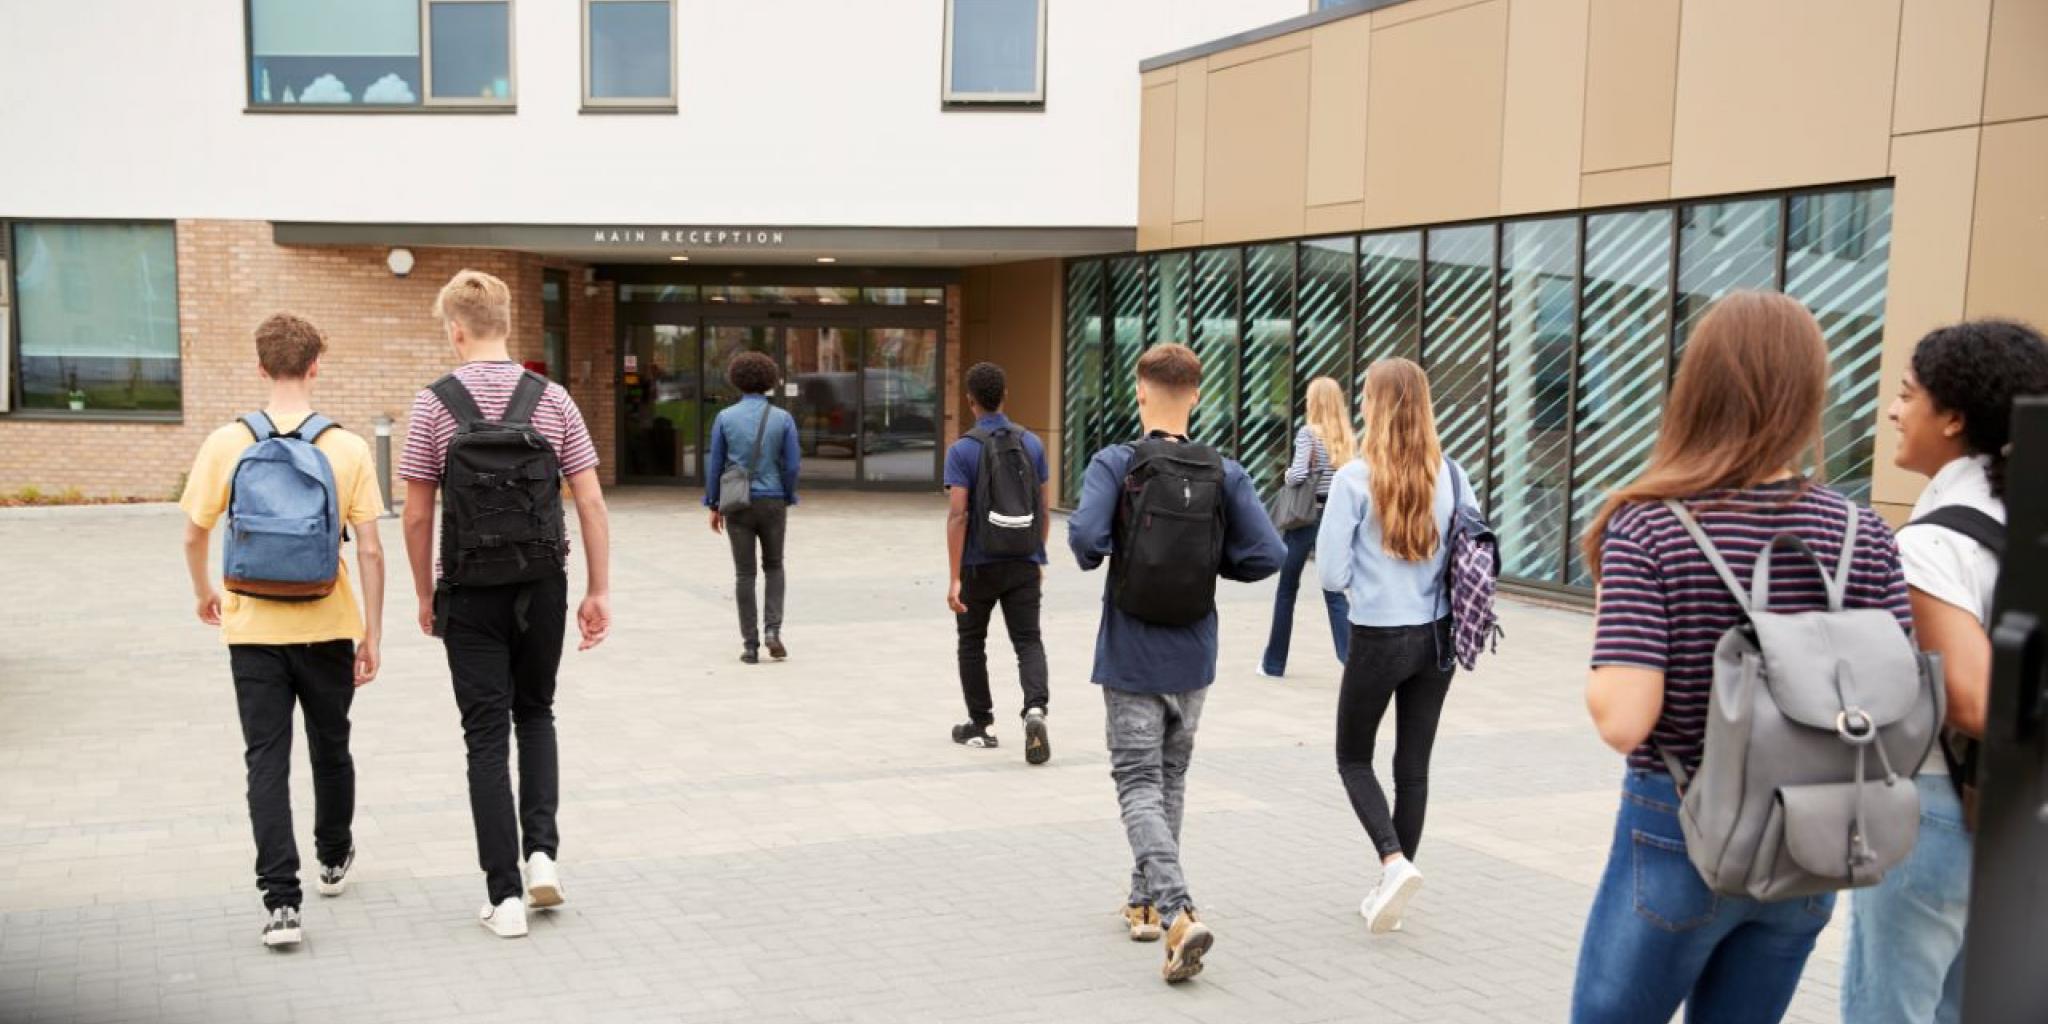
<box><xmin>1104</xmin><ymin>685</ymin><xmax>1208</xmax><ymax>919</ymax></box>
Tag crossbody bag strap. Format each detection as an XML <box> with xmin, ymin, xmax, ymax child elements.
<box><xmin>747</xmin><ymin>401</ymin><xmax>773</xmax><ymax>475</ymax></box>
<box><xmin>1663</xmin><ymin>499</ymin><xmax>1752</xmax><ymax>612</ymax></box>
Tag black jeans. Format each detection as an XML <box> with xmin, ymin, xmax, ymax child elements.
<box><xmin>726</xmin><ymin>498</ymin><xmax>788</xmax><ymax>648</ymax></box>
<box><xmin>442</xmin><ymin>572</ymin><xmax>567</xmax><ymax>904</ymax></box>
<box><xmin>229</xmin><ymin>641</ymin><xmax>357</xmax><ymax>910</ymax></box>
<box><xmin>955</xmin><ymin>560</ymin><xmax>1050</xmax><ymax>724</ymax></box>
<box><xmin>1335</xmin><ymin>620</ymin><xmax>1455</xmax><ymax>860</ymax></box>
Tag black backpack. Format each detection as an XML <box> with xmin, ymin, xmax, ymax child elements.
<box><xmin>432</xmin><ymin>371</ymin><xmax>568</xmax><ymax>588</ymax></box>
<box><xmin>1905</xmin><ymin>503</ymin><xmax>2005</xmax><ymax>829</ymax></box>
<box><xmin>1111</xmin><ymin>434</ymin><xmax>1227</xmax><ymax>626</ymax></box>
<box><xmin>969</xmin><ymin>425</ymin><xmax>1043</xmax><ymax>559</ymax></box>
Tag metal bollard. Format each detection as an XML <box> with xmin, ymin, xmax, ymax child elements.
<box><xmin>374</xmin><ymin>415</ymin><xmax>399</xmax><ymax>518</ymax></box>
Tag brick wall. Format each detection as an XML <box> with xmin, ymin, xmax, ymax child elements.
<box><xmin>0</xmin><ymin>220</ymin><xmax>617</xmax><ymax>499</ymax></box>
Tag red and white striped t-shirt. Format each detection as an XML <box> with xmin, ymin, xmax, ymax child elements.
<box><xmin>398</xmin><ymin>361</ymin><xmax>600</xmax><ymax>484</ymax></box>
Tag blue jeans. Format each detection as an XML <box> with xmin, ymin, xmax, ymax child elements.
<box><xmin>1572</xmin><ymin>771</ymin><xmax>1833</xmax><ymax>1024</ymax></box>
<box><xmin>1260</xmin><ymin>521</ymin><xmax>1349</xmax><ymax>675</ymax></box>
<box><xmin>1842</xmin><ymin>774</ymin><xmax>1970</xmax><ymax>1024</ymax></box>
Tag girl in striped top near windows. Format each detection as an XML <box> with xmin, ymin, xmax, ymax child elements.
<box><xmin>1572</xmin><ymin>291</ymin><xmax>1913</xmax><ymax>1024</ymax></box>
<box><xmin>1258</xmin><ymin>376</ymin><xmax>1353</xmax><ymax>678</ymax></box>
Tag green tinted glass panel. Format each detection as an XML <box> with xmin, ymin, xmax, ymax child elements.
<box><xmin>1189</xmin><ymin>249</ymin><xmax>1240</xmax><ymax>451</ymax></box>
<box><xmin>1358</xmin><ymin>232</ymin><xmax>1422</xmax><ymax>398</ymax></box>
<box><xmin>1676</xmin><ymin>198</ymin><xmax>1779</xmax><ymax>349</ymax></box>
<box><xmin>1492</xmin><ymin>218</ymin><xmax>1577</xmax><ymax>585</ymax></box>
<box><xmin>1423</xmin><ymin>225</ymin><xmax>1494</xmax><ymax>512</ymax></box>
<box><xmin>1570</xmin><ymin>209</ymin><xmax>1674</xmax><ymax>586</ymax></box>
<box><xmin>1296</xmin><ymin>238</ymin><xmax>1354</xmax><ymax>418</ymax></box>
<box><xmin>1105</xmin><ymin>257</ymin><xmax>1149</xmax><ymax>445</ymax></box>
<box><xmin>1787</xmin><ymin>187</ymin><xmax>1892</xmax><ymax>503</ymax></box>
<box><xmin>1240</xmin><ymin>244</ymin><xmax>1294</xmax><ymax>497</ymax></box>
<box><xmin>1062</xmin><ymin>261</ymin><xmax>1105</xmax><ymax>503</ymax></box>
<box><xmin>1152</xmin><ymin>252</ymin><xmax>1191</xmax><ymax>347</ymax></box>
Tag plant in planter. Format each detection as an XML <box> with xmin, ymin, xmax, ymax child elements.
<box><xmin>66</xmin><ymin>389</ymin><xmax>87</xmax><ymax>411</ymax></box>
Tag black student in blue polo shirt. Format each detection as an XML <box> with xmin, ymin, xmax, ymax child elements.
<box><xmin>945</xmin><ymin>362</ymin><xmax>1054</xmax><ymax>763</ymax></box>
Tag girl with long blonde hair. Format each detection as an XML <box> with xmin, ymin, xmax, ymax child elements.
<box><xmin>1572</xmin><ymin>292</ymin><xmax>1913</xmax><ymax>1023</ymax></box>
<box><xmin>1314</xmin><ymin>358</ymin><xmax>1473</xmax><ymax>934</ymax></box>
<box><xmin>1258</xmin><ymin>377</ymin><xmax>1356</xmax><ymax>677</ymax></box>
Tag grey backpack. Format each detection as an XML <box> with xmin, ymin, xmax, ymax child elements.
<box><xmin>1660</xmin><ymin>499</ymin><xmax>1944</xmax><ymax>901</ymax></box>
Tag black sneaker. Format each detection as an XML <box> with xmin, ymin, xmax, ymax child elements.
<box><xmin>262</xmin><ymin>906</ymin><xmax>302</xmax><ymax>948</ymax></box>
<box><xmin>741</xmin><ymin>647</ymin><xmax>760</xmax><ymax>665</ymax></box>
<box><xmin>765</xmin><ymin>632</ymin><xmax>787</xmax><ymax>660</ymax></box>
<box><xmin>316</xmin><ymin>846</ymin><xmax>355</xmax><ymax>897</ymax></box>
<box><xmin>1023</xmin><ymin>708</ymin><xmax>1051</xmax><ymax>766</ymax></box>
<box><xmin>951</xmin><ymin>721</ymin><xmax>999</xmax><ymax>748</ymax></box>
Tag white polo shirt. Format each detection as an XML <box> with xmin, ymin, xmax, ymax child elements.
<box><xmin>1898</xmin><ymin>455</ymin><xmax>2003</xmax><ymax>774</ymax></box>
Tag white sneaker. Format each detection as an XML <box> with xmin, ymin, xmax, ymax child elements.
<box><xmin>526</xmin><ymin>852</ymin><xmax>564</xmax><ymax>909</ymax></box>
<box><xmin>1255</xmin><ymin>665</ymin><xmax>1281</xmax><ymax>679</ymax></box>
<box><xmin>1360</xmin><ymin>858</ymin><xmax>1423</xmax><ymax>934</ymax></box>
<box><xmin>480</xmin><ymin>897</ymin><xmax>528</xmax><ymax>938</ymax></box>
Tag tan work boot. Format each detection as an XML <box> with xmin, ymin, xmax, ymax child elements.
<box><xmin>1161</xmin><ymin>909</ymin><xmax>1214</xmax><ymax>983</ymax></box>
<box><xmin>1122</xmin><ymin>903</ymin><xmax>1162</xmax><ymax>942</ymax></box>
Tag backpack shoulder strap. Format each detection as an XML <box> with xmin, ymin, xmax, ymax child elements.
<box><xmin>1907</xmin><ymin>504</ymin><xmax>2006</xmax><ymax>558</ymax></box>
<box><xmin>430</xmin><ymin>374</ymin><xmax>486</xmax><ymax>428</ymax></box>
<box><xmin>240</xmin><ymin>413</ymin><xmax>277</xmax><ymax>442</ymax></box>
<box><xmin>295</xmin><ymin>413</ymin><xmax>338</xmax><ymax>443</ymax></box>
<box><xmin>501</xmin><ymin>371</ymin><xmax>549</xmax><ymax>427</ymax></box>
<box><xmin>1833</xmin><ymin>496</ymin><xmax>1862</xmax><ymax>602</ymax></box>
<box><xmin>1663</xmin><ymin>500</ymin><xmax>1753</xmax><ymax>612</ymax></box>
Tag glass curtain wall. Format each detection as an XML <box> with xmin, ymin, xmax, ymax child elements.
<box><xmin>1059</xmin><ymin>183</ymin><xmax>1895</xmax><ymax>592</ymax></box>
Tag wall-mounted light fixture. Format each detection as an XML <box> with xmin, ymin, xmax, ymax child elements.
<box><xmin>386</xmin><ymin>248</ymin><xmax>415</xmax><ymax>278</ymax></box>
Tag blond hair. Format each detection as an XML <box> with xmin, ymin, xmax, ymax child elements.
<box><xmin>1359</xmin><ymin>359</ymin><xmax>1443</xmax><ymax>561</ymax></box>
<box><xmin>433</xmin><ymin>269</ymin><xmax>512</xmax><ymax>340</ymax></box>
<box><xmin>1302</xmin><ymin>376</ymin><xmax>1354</xmax><ymax>472</ymax></box>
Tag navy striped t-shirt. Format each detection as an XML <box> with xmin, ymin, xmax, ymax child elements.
<box><xmin>1590</xmin><ymin>483</ymin><xmax>1913</xmax><ymax>774</ymax></box>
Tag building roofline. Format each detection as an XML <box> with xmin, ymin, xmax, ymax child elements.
<box><xmin>1139</xmin><ymin>1</ymin><xmax>1406</xmax><ymax>73</ymax></box>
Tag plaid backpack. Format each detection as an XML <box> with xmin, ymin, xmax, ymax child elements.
<box><xmin>1439</xmin><ymin>459</ymin><xmax>1503</xmax><ymax>670</ymax></box>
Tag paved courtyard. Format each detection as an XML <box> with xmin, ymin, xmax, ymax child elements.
<box><xmin>0</xmin><ymin>490</ymin><xmax>1846</xmax><ymax>1023</ymax></box>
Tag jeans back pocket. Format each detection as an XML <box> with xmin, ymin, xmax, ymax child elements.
<box><xmin>1632</xmin><ymin>829</ymin><xmax>1718</xmax><ymax>932</ymax></box>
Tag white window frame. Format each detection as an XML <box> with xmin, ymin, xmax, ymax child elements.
<box><xmin>581</xmin><ymin>0</ymin><xmax>678</xmax><ymax>111</ymax></box>
<box><xmin>941</xmin><ymin>0</ymin><xmax>1047</xmax><ymax>107</ymax></box>
<box><xmin>421</xmin><ymin>0</ymin><xmax>518</xmax><ymax>108</ymax></box>
<box><xmin>1</xmin><ymin>252</ymin><xmax>11</xmax><ymax>413</ymax></box>
<box><xmin>242</xmin><ymin>0</ymin><xmax>515</xmax><ymax>110</ymax></box>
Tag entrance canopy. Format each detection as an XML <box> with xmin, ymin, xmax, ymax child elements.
<box><xmin>272</xmin><ymin>222</ymin><xmax>1134</xmax><ymax>267</ymax></box>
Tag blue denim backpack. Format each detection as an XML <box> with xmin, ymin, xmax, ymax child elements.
<box><xmin>223</xmin><ymin>412</ymin><xmax>343</xmax><ymax>601</ymax></box>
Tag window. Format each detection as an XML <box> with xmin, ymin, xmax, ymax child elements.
<box><xmin>584</xmin><ymin>0</ymin><xmax>676</xmax><ymax>109</ymax></box>
<box><xmin>9</xmin><ymin>223</ymin><xmax>181</xmax><ymax>416</ymax></box>
<box><xmin>943</xmin><ymin>0</ymin><xmax>1046</xmax><ymax>107</ymax></box>
<box><xmin>540</xmin><ymin>270</ymin><xmax>569</xmax><ymax>384</ymax></box>
<box><xmin>246</xmin><ymin>0</ymin><xmax>514</xmax><ymax>109</ymax></box>
<box><xmin>0</xmin><ymin>238</ymin><xmax>11</xmax><ymax>414</ymax></box>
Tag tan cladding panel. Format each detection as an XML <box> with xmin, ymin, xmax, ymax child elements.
<box><xmin>1967</xmin><ymin>117</ymin><xmax>2048</xmax><ymax>327</ymax></box>
<box><xmin>1138</xmin><ymin>83</ymin><xmax>1177</xmax><ymax>251</ymax></box>
<box><xmin>1201</xmin><ymin>50</ymin><xmax>1313</xmax><ymax>244</ymax></box>
<box><xmin>1304</xmin><ymin>16</ymin><xmax>1371</xmax><ymax>209</ymax></box>
<box><xmin>1362</xmin><ymin>0</ymin><xmax>1510</xmax><ymax>228</ymax></box>
<box><xmin>1669</xmin><ymin>0</ymin><xmax>1901</xmax><ymax>198</ymax></box>
<box><xmin>1581</xmin><ymin>0</ymin><xmax>1680</xmax><ymax>173</ymax></box>
<box><xmin>1873</xmin><ymin>127</ymin><xmax>1982</xmax><ymax>507</ymax></box>
<box><xmin>1172</xmin><ymin>61</ymin><xmax>1209</xmax><ymax>226</ymax></box>
<box><xmin>1499</xmin><ymin>0</ymin><xmax>1591</xmax><ymax>215</ymax></box>
<box><xmin>1892</xmin><ymin>0</ymin><xmax>1992</xmax><ymax>134</ymax></box>
<box><xmin>1985</xmin><ymin>0</ymin><xmax>2048</xmax><ymax>122</ymax></box>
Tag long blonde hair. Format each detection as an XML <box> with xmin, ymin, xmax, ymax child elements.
<box><xmin>1359</xmin><ymin>359</ymin><xmax>1443</xmax><ymax>561</ymax></box>
<box><xmin>1303</xmin><ymin>377</ymin><xmax>1355</xmax><ymax>472</ymax></box>
<box><xmin>1582</xmin><ymin>290</ymin><xmax>1828</xmax><ymax>573</ymax></box>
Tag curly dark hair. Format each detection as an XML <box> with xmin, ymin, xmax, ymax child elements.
<box><xmin>965</xmin><ymin>362</ymin><xmax>1006</xmax><ymax>413</ymax></box>
<box><xmin>1911</xmin><ymin>318</ymin><xmax>2048</xmax><ymax>498</ymax></box>
<box><xmin>727</xmin><ymin>351</ymin><xmax>780</xmax><ymax>395</ymax></box>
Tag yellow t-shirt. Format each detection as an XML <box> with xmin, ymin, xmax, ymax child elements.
<box><xmin>180</xmin><ymin>413</ymin><xmax>385</xmax><ymax>646</ymax></box>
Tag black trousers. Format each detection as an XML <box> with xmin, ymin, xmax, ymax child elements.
<box><xmin>229</xmin><ymin>641</ymin><xmax>357</xmax><ymax>911</ymax></box>
<box><xmin>955</xmin><ymin>560</ymin><xmax>1050</xmax><ymax>724</ymax></box>
<box><xmin>1335</xmin><ymin>620</ymin><xmax>1455</xmax><ymax>861</ymax></box>
<box><xmin>442</xmin><ymin>572</ymin><xmax>567</xmax><ymax>905</ymax></box>
<box><xmin>725</xmin><ymin>498</ymin><xmax>788</xmax><ymax>648</ymax></box>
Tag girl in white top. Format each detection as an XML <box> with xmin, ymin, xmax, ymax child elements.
<box><xmin>1844</xmin><ymin>318</ymin><xmax>2048</xmax><ymax>1024</ymax></box>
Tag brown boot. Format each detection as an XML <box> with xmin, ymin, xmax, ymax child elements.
<box><xmin>1122</xmin><ymin>903</ymin><xmax>1162</xmax><ymax>942</ymax></box>
<box><xmin>1161</xmin><ymin>909</ymin><xmax>1214</xmax><ymax>983</ymax></box>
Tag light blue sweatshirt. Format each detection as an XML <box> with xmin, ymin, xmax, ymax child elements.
<box><xmin>1316</xmin><ymin>458</ymin><xmax>1471</xmax><ymax>627</ymax></box>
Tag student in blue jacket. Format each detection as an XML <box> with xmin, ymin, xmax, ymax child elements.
<box><xmin>1068</xmin><ymin>342</ymin><xmax>1285</xmax><ymax>985</ymax></box>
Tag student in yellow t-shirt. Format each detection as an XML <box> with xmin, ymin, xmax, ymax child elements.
<box><xmin>179</xmin><ymin>313</ymin><xmax>386</xmax><ymax>949</ymax></box>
